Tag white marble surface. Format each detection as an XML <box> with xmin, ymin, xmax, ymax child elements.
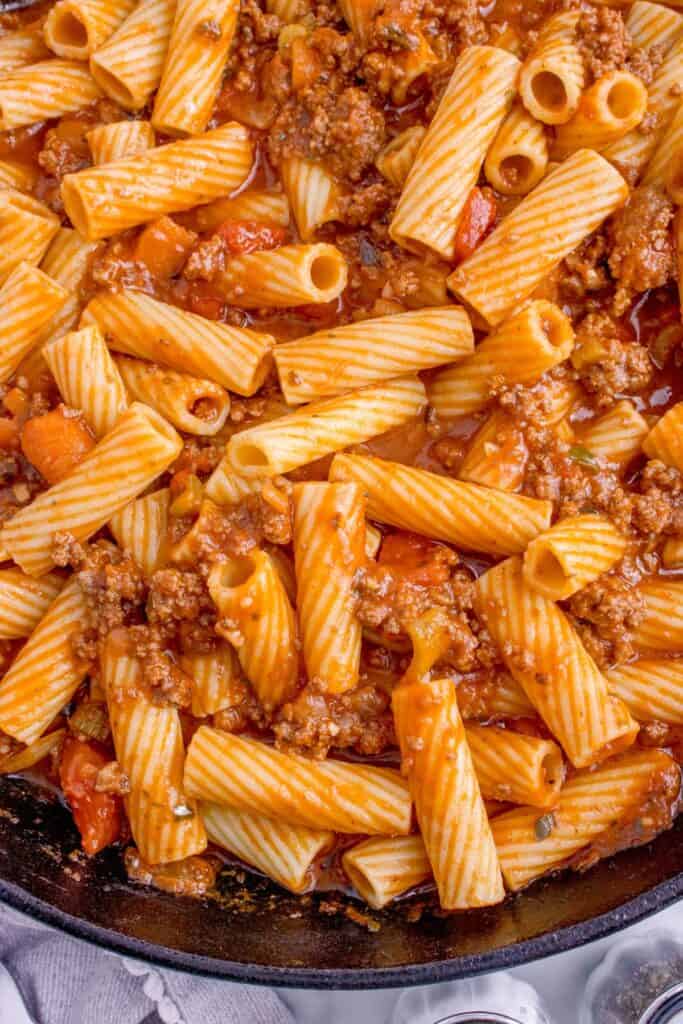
<box><xmin>278</xmin><ymin>902</ymin><xmax>683</xmax><ymax>1024</ymax></box>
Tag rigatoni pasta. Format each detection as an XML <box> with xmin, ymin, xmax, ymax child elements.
<box><xmin>0</xmin><ymin>190</ymin><xmax>60</xmax><ymax>286</ymax></box>
<box><xmin>87</xmin><ymin>120</ymin><xmax>155</xmax><ymax>164</ymax></box>
<box><xmin>465</xmin><ymin>725</ymin><xmax>564</xmax><ymax>808</ymax></box>
<box><xmin>519</xmin><ymin>10</ymin><xmax>584</xmax><ymax>125</ymax></box>
<box><xmin>218</xmin><ymin>243</ymin><xmax>347</xmax><ymax>308</ymax></box>
<box><xmin>45</xmin><ymin>0</ymin><xmax>136</xmax><ymax>59</ymax></box>
<box><xmin>484</xmin><ymin>103</ymin><xmax>548</xmax><ymax>195</ymax></box>
<box><xmin>607</xmin><ymin>659</ymin><xmax>683</xmax><ymax>725</ymax></box>
<box><xmin>89</xmin><ymin>0</ymin><xmax>175</xmax><ymax>110</ymax></box>
<box><xmin>342</xmin><ymin>836</ymin><xmax>432</xmax><ymax>910</ymax></box>
<box><xmin>523</xmin><ymin>514</ymin><xmax>627</xmax><ymax>600</ymax></box>
<box><xmin>281</xmin><ymin>157</ymin><xmax>340</xmax><ymax>240</ymax></box>
<box><xmin>115</xmin><ymin>356</ymin><xmax>230</xmax><ymax>436</ymax></box>
<box><xmin>109</xmin><ymin>488</ymin><xmax>170</xmax><ymax>577</ymax></box>
<box><xmin>552</xmin><ymin>71</ymin><xmax>648</xmax><ymax>158</ymax></box>
<box><xmin>0</xmin><ymin>59</ymin><xmax>102</xmax><ymax>130</ymax></box>
<box><xmin>0</xmin><ymin>263</ymin><xmax>67</xmax><ymax>384</ymax></box>
<box><xmin>0</xmin><ymin>570</ymin><xmax>63</xmax><ymax>639</ymax></box>
<box><xmin>43</xmin><ymin>326</ymin><xmax>128</xmax><ymax>438</ymax></box>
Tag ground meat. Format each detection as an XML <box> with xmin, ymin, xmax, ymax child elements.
<box><xmin>171</xmin><ymin>437</ymin><xmax>225</xmax><ymax>478</ymax></box>
<box><xmin>576</xmin><ymin>6</ymin><xmax>630</xmax><ymax>81</ymax></box>
<box><xmin>336</xmin><ymin>181</ymin><xmax>395</xmax><ymax>227</ymax></box>
<box><xmin>576</xmin><ymin>333</ymin><xmax>653</xmax><ymax>410</ymax></box>
<box><xmin>128</xmin><ymin>624</ymin><xmax>194</xmax><ymax>708</ymax></box>
<box><xmin>608</xmin><ymin>187</ymin><xmax>676</xmax><ymax>314</ymax></box>
<box><xmin>559</xmin><ymin>231</ymin><xmax>610</xmax><ymax>301</ymax></box>
<box><xmin>630</xmin><ymin>459</ymin><xmax>683</xmax><ymax>538</ymax></box>
<box><xmin>626</xmin><ymin>41</ymin><xmax>666</xmax><ymax>87</ymax></box>
<box><xmin>90</xmin><ymin>236</ymin><xmax>156</xmax><ymax>295</ymax></box>
<box><xmin>183</xmin><ymin>234</ymin><xmax>226</xmax><ymax>281</ymax></box>
<box><xmin>125</xmin><ymin>847</ymin><xmax>219</xmax><ymax>896</ymax></box>
<box><xmin>212</xmin><ymin>676</ymin><xmax>266</xmax><ymax>733</ymax></box>
<box><xmin>639</xmin><ymin>721</ymin><xmax>683</xmax><ymax>764</ymax></box>
<box><xmin>95</xmin><ymin>760</ymin><xmax>131</xmax><ymax>796</ymax></box>
<box><xmin>146</xmin><ymin>568</ymin><xmax>217</xmax><ymax>654</ymax></box>
<box><xmin>274</xmin><ymin>682</ymin><xmax>395</xmax><ymax>759</ymax></box>
<box><xmin>0</xmin><ymin>450</ymin><xmax>45</xmax><ymax>527</ymax></box>
<box><xmin>568</xmin><ymin>574</ymin><xmax>645</xmax><ymax>669</ymax></box>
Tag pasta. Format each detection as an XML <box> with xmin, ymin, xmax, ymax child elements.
<box><xmin>62</xmin><ymin>122</ymin><xmax>253</xmax><ymax>239</ymax></box>
<box><xmin>0</xmin><ymin>190</ymin><xmax>60</xmax><ymax>286</ymax></box>
<box><xmin>389</xmin><ymin>46</ymin><xmax>520</xmax><ymax>259</ymax></box>
<box><xmin>180</xmin><ymin>644</ymin><xmax>240</xmax><ymax>718</ymax></box>
<box><xmin>87</xmin><ymin>120</ymin><xmax>156</xmax><ymax>164</ymax></box>
<box><xmin>458</xmin><ymin>410</ymin><xmax>527</xmax><ymax>492</ymax></box>
<box><xmin>465</xmin><ymin>725</ymin><xmax>564</xmax><ymax>808</ymax></box>
<box><xmin>109</xmin><ymin>488</ymin><xmax>170</xmax><ymax>577</ymax></box>
<box><xmin>190</xmin><ymin>189</ymin><xmax>289</xmax><ymax>233</ymax></box>
<box><xmin>115</xmin><ymin>356</ymin><xmax>231</xmax><ymax>436</ymax></box>
<box><xmin>523</xmin><ymin>514</ymin><xmax>627</xmax><ymax>600</ymax></box>
<box><xmin>0</xmin><ymin>59</ymin><xmax>102</xmax><ymax>130</ymax></box>
<box><xmin>474</xmin><ymin>557</ymin><xmax>639</xmax><ymax>768</ymax></box>
<box><xmin>0</xmin><ymin>263</ymin><xmax>67</xmax><ymax>384</ymax></box>
<box><xmin>83</xmin><ymin>289</ymin><xmax>274</xmax><ymax>395</ymax></box>
<box><xmin>89</xmin><ymin>0</ymin><xmax>175</xmax><ymax>110</ymax></box>
<box><xmin>274</xmin><ymin>306</ymin><xmax>474</xmax><ymax>403</ymax></box>
<box><xmin>607</xmin><ymin>659</ymin><xmax>683</xmax><ymax>725</ymax></box>
<box><xmin>0</xmin><ymin>570</ymin><xmax>63</xmax><ymax>639</ymax></box>
<box><xmin>45</xmin><ymin>0</ymin><xmax>136</xmax><ymax>59</ymax></box>
<box><xmin>0</xmin><ymin>26</ymin><xmax>50</xmax><ymax>73</ymax></box>
<box><xmin>218</xmin><ymin>243</ymin><xmax>348</xmax><ymax>308</ymax></box>
<box><xmin>281</xmin><ymin>157</ymin><xmax>340</xmax><ymax>240</ymax></box>
<box><xmin>642</xmin><ymin>401</ymin><xmax>683</xmax><ymax>471</ymax></box>
<box><xmin>634</xmin><ymin>580</ymin><xmax>683</xmax><ymax>652</ymax></box>
<box><xmin>552</xmin><ymin>71</ymin><xmax>648</xmax><ymax>158</ymax></box>
<box><xmin>375</xmin><ymin>127</ymin><xmax>426</xmax><ymax>189</ymax></box>
<box><xmin>342</xmin><ymin>836</ymin><xmax>432</xmax><ymax>910</ymax></box>
<box><xmin>519</xmin><ymin>11</ymin><xmax>584</xmax><ymax>125</ymax></box>
<box><xmin>43</xmin><ymin>326</ymin><xmax>128</xmax><ymax>438</ymax></box>
<box><xmin>578</xmin><ymin>399</ymin><xmax>649</xmax><ymax>468</ymax></box>
<box><xmin>484</xmin><ymin>102</ymin><xmax>549</xmax><ymax>196</ymax></box>
<box><xmin>36</xmin><ymin>228</ymin><xmax>101</xmax><ymax>345</ymax></box>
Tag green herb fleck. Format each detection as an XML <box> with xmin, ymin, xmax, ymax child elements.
<box><xmin>569</xmin><ymin>445</ymin><xmax>599</xmax><ymax>470</ymax></box>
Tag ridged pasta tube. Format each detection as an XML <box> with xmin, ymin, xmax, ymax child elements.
<box><xmin>0</xmin><ymin>570</ymin><xmax>63</xmax><ymax>639</ymax></box>
<box><xmin>330</xmin><ymin>454</ymin><xmax>552</xmax><ymax>557</ymax></box>
<box><xmin>607</xmin><ymin>659</ymin><xmax>683</xmax><ymax>725</ymax></box>
<box><xmin>523</xmin><ymin>514</ymin><xmax>627</xmax><ymax>600</ymax></box>
<box><xmin>578</xmin><ymin>399</ymin><xmax>648</xmax><ymax>468</ymax></box>
<box><xmin>179</xmin><ymin>644</ymin><xmax>240</xmax><ymax>718</ymax></box>
<box><xmin>390</xmin><ymin>46</ymin><xmax>520</xmax><ymax>259</ymax></box>
<box><xmin>62</xmin><ymin>122</ymin><xmax>253</xmax><ymax>240</ymax></box>
<box><xmin>293</xmin><ymin>482</ymin><xmax>366</xmax><ymax>694</ymax></box>
<box><xmin>643</xmin><ymin>401</ymin><xmax>683</xmax><ymax>471</ymax></box>
<box><xmin>634</xmin><ymin>579</ymin><xmax>683</xmax><ymax>651</ymax></box>
<box><xmin>84</xmin><ymin>289</ymin><xmax>274</xmax><ymax>395</ymax></box>
<box><xmin>202</xmin><ymin>802</ymin><xmax>333</xmax><ymax>895</ymax></box>
<box><xmin>474</xmin><ymin>557</ymin><xmax>639</xmax><ymax>768</ymax></box>
<box><xmin>0</xmin><ymin>59</ymin><xmax>102</xmax><ymax>130</ymax></box>
<box><xmin>218</xmin><ymin>243</ymin><xmax>347</xmax><ymax>308</ymax></box>
<box><xmin>126</xmin><ymin>786</ymin><xmax>207</xmax><ymax>865</ymax></box>
<box><xmin>393</xmin><ymin>676</ymin><xmax>504</xmax><ymax>909</ymax></box>
<box><xmin>37</xmin><ymin>228</ymin><xmax>101</xmax><ymax>345</ymax></box>
<box><xmin>626</xmin><ymin>1</ymin><xmax>683</xmax><ymax>53</ymax></box>
<box><xmin>281</xmin><ymin>157</ymin><xmax>340</xmax><ymax>240</ymax></box>
<box><xmin>484</xmin><ymin>103</ymin><xmax>548</xmax><ymax>195</ymax></box>
<box><xmin>0</xmin><ymin>263</ymin><xmax>67</xmax><ymax>384</ymax></box>
<box><xmin>191</xmin><ymin>189</ymin><xmax>289</xmax><ymax>233</ymax></box>
<box><xmin>458</xmin><ymin>411</ymin><xmax>527</xmax><ymax>492</ymax></box>
<box><xmin>45</xmin><ymin>0</ymin><xmax>136</xmax><ymax>59</ymax></box>
<box><xmin>227</xmin><ymin>377</ymin><xmax>426</xmax><ymax>477</ymax></box>
<box><xmin>109</xmin><ymin>488</ymin><xmax>170</xmax><ymax>577</ymax></box>
<box><xmin>43</xmin><ymin>326</ymin><xmax>128</xmax><ymax>437</ymax></box>
<box><xmin>184</xmin><ymin>725</ymin><xmax>413</xmax><ymax>835</ymax></box>
<box><xmin>0</xmin><ymin>190</ymin><xmax>60</xmax><ymax>286</ymax></box>
<box><xmin>465</xmin><ymin>725</ymin><xmax>564</xmax><ymax>808</ymax></box>
<box><xmin>208</xmin><ymin>550</ymin><xmax>299</xmax><ymax>710</ymax></box>
<box><xmin>0</xmin><ymin>27</ymin><xmax>50</xmax><ymax>73</ymax></box>
<box><xmin>342</xmin><ymin>836</ymin><xmax>432</xmax><ymax>909</ymax></box>
<box><xmin>491</xmin><ymin>749</ymin><xmax>679</xmax><ymax>890</ymax></box>
<box><xmin>449</xmin><ymin>149</ymin><xmax>628</xmax><ymax>326</ymax></box>
<box><xmin>89</xmin><ymin>0</ymin><xmax>174</xmax><ymax>110</ymax></box>
<box><xmin>553</xmin><ymin>71</ymin><xmax>648</xmax><ymax>159</ymax></box>
<box><xmin>519</xmin><ymin>11</ymin><xmax>584</xmax><ymax>125</ymax></box>
<box><xmin>0</xmin><ymin>160</ymin><xmax>35</xmax><ymax>192</ymax></box>
<box><xmin>116</xmin><ymin>356</ymin><xmax>230</xmax><ymax>436</ymax></box>
<box><xmin>429</xmin><ymin>300</ymin><xmax>573</xmax><ymax>418</ymax></box>
<box><xmin>375</xmin><ymin>126</ymin><xmax>425</xmax><ymax>188</ymax></box>
<box><xmin>1</xmin><ymin>403</ymin><xmax>181</xmax><ymax>576</ymax></box>
<box><xmin>275</xmin><ymin>306</ymin><xmax>473</xmax><ymax>403</ymax></box>
<box><xmin>87</xmin><ymin>120</ymin><xmax>155</xmax><ymax>164</ymax></box>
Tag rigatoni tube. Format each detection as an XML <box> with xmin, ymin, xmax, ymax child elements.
<box><xmin>578</xmin><ymin>399</ymin><xmax>648</xmax><ymax>468</ymax></box>
<box><xmin>180</xmin><ymin>644</ymin><xmax>241</xmax><ymax>718</ymax></box>
<box><xmin>0</xmin><ymin>263</ymin><xmax>67</xmax><ymax>384</ymax></box>
<box><xmin>330</xmin><ymin>454</ymin><xmax>552</xmax><ymax>557</ymax></box>
<box><xmin>275</xmin><ymin>306</ymin><xmax>473</xmax><ymax>404</ymax></box>
<box><xmin>553</xmin><ymin>71</ymin><xmax>648</xmax><ymax>158</ymax></box>
<box><xmin>484</xmin><ymin>103</ymin><xmax>549</xmax><ymax>195</ymax></box>
<box><xmin>390</xmin><ymin>46</ymin><xmax>520</xmax><ymax>259</ymax></box>
<box><xmin>62</xmin><ymin>122</ymin><xmax>253</xmax><ymax>240</ymax></box>
<box><xmin>393</xmin><ymin>676</ymin><xmax>504</xmax><ymax>909</ymax></box>
<box><xmin>429</xmin><ymin>300</ymin><xmax>573</xmax><ymax>418</ymax></box>
<box><xmin>375</xmin><ymin>126</ymin><xmax>426</xmax><ymax>188</ymax></box>
<box><xmin>0</xmin><ymin>570</ymin><xmax>63</xmax><ymax>639</ymax></box>
<box><xmin>218</xmin><ymin>243</ymin><xmax>347</xmax><ymax>308</ymax></box>
<box><xmin>184</xmin><ymin>725</ymin><xmax>413</xmax><ymax>835</ymax></box>
<box><xmin>0</xmin><ymin>27</ymin><xmax>50</xmax><ymax>73</ymax></box>
<box><xmin>607</xmin><ymin>659</ymin><xmax>683</xmax><ymax>725</ymax></box>
<box><xmin>523</xmin><ymin>514</ymin><xmax>627</xmax><ymax>600</ymax></box>
<box><xmin>43</xmin><ymin>326</ymin><xmax>128</xmax><ymax>438</ymax></box>
<box><xmin>87</xmin><ymin>119</ymin><xmax>155</xmax><ymax>164</ymax></box>
<box><xmin>519</xmin><ymin>11</ymin><xmax>584</xmax><ymax>125</ymax></box>
<box><xmin>89</xmin><ymin>0</ymin><xmax>174</xmax><ymax>110</ymax></box>
<box><xmin>109</xmin><ymin>488</ymin><xmax>170</xmax><ymax>577</ymax></box>
<box><xmin>642</xmin><ymin>401</ymin><xmax>683</xmax><ymax>471</ymax></box>
<box><xmin>281</xmin><ymin>157</ymin><xmax>340</xmax><ymax>240</ymax></box>
<box><xmin>465</xmin><ymin>725</ymin><xmax>564</xmax><ymax>808</ymax></box>
<box><xmin>116</xmin><ymin>356</ymin><xmax>230</xmax><ymax>436</ymax></box>
<box><xmin>44</xmin><ymin>0</ymin><xmax>136</xmax><ymax>59</ymax></box>
<box><xmin>35</xmin><ymin>228</ymin><xmax>101</xmax><ymax>345</ymax></box>
<box><xmin>342</xmin><ymin>836</ymin><xmax>432</xmax><ymax>909</ymax></box>
<box><xmin>474</xmin><ymin>557</ymin><xmax>638</xmax><ymax>768</ymax></box>
<box><xmin>634</xmin><ymin>579</ymin><xmax>683</xmax><ymax>651</ymax></box>
<box><xmin>0</xmin><ymin>59</ymin><xmax>102</xmax><ymax>130</ymax></box>
<box><xmin>0</xmin><ymin>190</ymin><xmax>60</xmax><ymax>286</ymax></box>
<box><xmin>293</xmin><ymin>482</ymin><xmax>366</xmax><ymax>694</ymax></box>
<box><xmin>1</xmin><ymin>403</ymin><xmax>181</xmax><ymax>576</ymax></box>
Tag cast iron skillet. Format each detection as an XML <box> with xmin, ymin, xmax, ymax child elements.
<box><xmin>0</xmin><ymin>776</ymin><xmax>682</xmax><ymax>988</ymax></box>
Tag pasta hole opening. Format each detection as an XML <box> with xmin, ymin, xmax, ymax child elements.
<box><xmin>189</xmin><ymin>396</ymin><xmax>221</xmax><ymax>422</ymax></box>
<box><xmin>542</xmin><ymin>748</ymin><xmax>565</xmax><ymax>795</ymax></box>
<box><xmin>54</xmin><ymin>11</ymin><xmax>88</xmax><ymax>47</ymax></box>
<box><xmin>90</xmin><ymin>66</ymin><xmax>136</xmax><ymax>110</ymax></box>
<box><xmin>540</xmin><ymin>311</ymin><xmax>568</xmax><ymax>349</ymax></box>
<box><xmin>310</xmin><ymin>252</ymin><xmax>342</xmax><ymax>291</ymax></box>
<box><xmin>61</xmin><ymin>183</ymin><xmax>88</xmax><ymax>235</ymax></box>
<box><xmin>607</xmin><ymin>80</ymin><xmax>640</xmax><ymax>120</ymax></box>
<box><xmin>532</xmin><ymin>71</ymin><xmax>567</xmax><ymax>112</ymax></box>
<box><xmin>531</xmin><ymin>548</ymin><xmax>567</xmax><ymax>590</ymax></box>
<box><xmin>214</xmin><ymin>555</ymin><xmax>256</xmax><ymax>588</ymax></box>
<box><xmin>230</xmin><ymin>442</ymin><xmax>270</xmax><ymax>471</ymax></box>
<box><xmin>500</xmin><ymin>154</ymin><xmax>534</xmax><ymax>189</ymax></box>
<box><xmin>342</xmin><ymin>862</ymin><xmax>378</xmax><ymax>908</ymax></box>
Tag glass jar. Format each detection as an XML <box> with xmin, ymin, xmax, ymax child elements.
<box><xmin>582</xmin><ymin>931</ymin><xmax>683</xmax><ymax>1024</ymax></box>
<box><xmin>392</xmin><ymin>975</ymin><xmax>552</xmax><ymax>1024</ymax></box>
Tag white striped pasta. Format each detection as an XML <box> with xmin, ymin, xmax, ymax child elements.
<box><xmin>665</xmin><ymin>144</ymin><xmax>683</xmax><ymax>206</ymax></box>
<box><xmin>0</xmin><ymin>263</ymin><xmax>67</xmax><ymax>384</ymax></box>
<box><xmin>0</xmin><ymin>160</ymin><xmax>36</xmax><ymax>192</ymax></box>
<box><xmin>0</xmin><ymin>578</ymin><xmax>88</xmax><ymax>744</ymax></box>
<box><xmin>475</xmin><ymin>557</ymin><xmax>638</xmax><ymax>768</ymax></box>
<box><xmin>390</xmin><ymin>46</ymin><xmax>520</xmax><ymax>259</ymax></box>
<box><xmin>218</xmin><ymin>243</ymin><xmax>347</xmax><ymax>308</ymax></box>
<box><xmin>604</xmin><ymin>36</ymin><xmax>683</xmax><ymax>183</ymax></box>
<box><xmin>89</xmin><ymin>0</ymin><xmax>174</xmax><ymax>110</ymax></box>
<box><xmin>202</xmin><ymin>802</ymin><xmax>333</xmax><ymax>895</ymax></box>
<box><xmin>523</xmin><ymin>514</ymin><xmax>627</xmax><ymax>601</ymax></box>
<box><xmin>184</xmin><ymin>725</ymin><xmax>413</xmax><ymax>835</ymax></box>
<box><xmin>553</xmin><ymin>71</ymin><xmax>648</xmax><ymax>159</ymax></box>
<box><xmin>342</xmin><ymin>836</ymin><xmax>432</xmax><ymax>910</ymax></box>
<box><xmin>0</xmin><ymin>570</ymin><xmax>63</xmax><ymax>639</ymax></box>
<box><xmin>491</xmin><ymin>749</ymin><xmax>679</xmax><ymax>890</ymax></box>
<box><xmin>393</xmin><ymin>676</ymin><xmax>504</xmax><ymax>909</ymax></box>
<box><xmin>375</xmin><ymin>127</ymin><xmax>426</xmax><ymax>189</ymax></box>
<box><xmin>45</xmin><ymin>0</ymin><xmax>136</xmax><ymax>59</ymax></box>
<box><xmin>519</xmin><ymin>11</ymin><xmax>584</xmax><ymax>125</ymax></box>
<box><xmin>0</xmin><ymin>728</ymin><xmax>66</xmax><ymax>775</ymax></box>
<box><xmin>115</xmin><ymin>356</ymin><xmax>230</xmax><ymax>436</ymax></box>
<box><xmin>126</xmin><ymin>786</ymin><xmax>207</xmax><ymax>865</ymax></box>
<box><xmin>0</xmin><ymin>26</ymin><xmax>50</xmax><ymax>73</ymax></box>
<box><xmin>459</xmin><ymin>672</ymin><xmax>535</xmax><ymax>721</ymax></box>
<box><xmin>458</xmin><ymin>410</ymin><xmax>527</xmax><ymax>492</ymax></box>
<box><xmin>642</xmin><ymin>99</ymin><xmax>683</xmax><ymax>191</ymax></box>
<box><xmin>43</xmin><ymin>326</ymin><xmax>128</xmax><ymax>438</ymax></box>
<box><xmin>484</xmin><ymin>103</ymin><xmax>548</xmax><ymax>195</ymax></box>
<box><xmin>0</xmin><ymin>59</ymin><xmax>102</xmax><ymax>130</ymax></box>
<box><xmin>191</xmin><ymin>189</ymin><xmax>289</xmax><ymax>233</ymax></box>
<box><xmin>449</xmin><ymin>149</ymin><xmax>628</xmax><ymax>326</ymax></box>
<box><xmin>84</xmin><ymin>289</ymin><xmax>274</xmax><ymax>395</ymax></box>
<box><xmin>578</xmin><ymin>399</ymin><xmax>649</xmax><ymax>468</ymax></box>
<box><xmin>38</xmin><ymin>228</ymin><xmax>101</xmax><ymax>346</ymax></box>
<box><xmin>208</xmin><ymin>550</ymin><xmax>299</xmax><ymax>710</ymax></box>
<box><xmin>152</xmin><ymin>0</ymin><xmax>239</xmax><ymax>137</ymax></box>
<box><xmin>0</xmin><ymin>403</ymin><xmax>181</xmax><ymax>576</ymax></box>
<box><xmin>634</xmin><ymin>579</ymin><xmax>683</xmax><ymax>651</ymax></box>
<box><xmin>109</xmin><ymin>488</ymin><xmax>170</xmax><ymax>577</ymax></box>
<box><xmin>0</xmin><ymin>190</ymin><xmax>60</xmax><ymax>286</ymax></box>
<box><xmin>204</xmin><ymin>463</ymin><xmax>264</xmax><ymax>506</ymax></box>
<box><xmin>62</xmin><ymin>122</ymin><xmax>253</xmax><ymax>240</ymax></box>
<box><xmin>227</xmin><ymin>376</ymin><xmax>426</xmax><ymax>477</ymax></box>
<box><xmin>293</xmin><ymin>482</ymin><xmax>365</xmax><ymax>694</ymax></box>
<box><xmin>625</xmin><ymin>0</ymin><xmax>683</xmax><ymax>53</ymax></box>
<box><xmin>465</xmin><ymin>725</ymin><xmax>564</xmax><ymax>808</ymax></box>
<box><xmin>275</xmin><ymin>306</ymin><xmax>474</xmax><ymax>403</ymax></box>
<box><xmin>330</xmin><ymin>454</ymin><xmax>552</xmax><ymax>557</ymax></box>
<box><xmin>87</xmin><ymin>119</ymin><xmax>155</xmax><ymax>164</ymax></box>
<box><xmin>642</xmin><ymin>402</ymin><xmax>683</xmax><ymax>471</ymax></box>
<box><xmin>281</xmin><ymin>157</ymin><xmax>340</xmax><ymax>241</ymax></box>
<box><xmin>429</xmin><ymin>300</ymin><xmax>573</xmax><ymax>418</ymax></box>
<box><xmin>607</xmin><ymin>658</ymin><xmax>683</xmax><ymax>724</ymax></box>
<box><xmin>179</xmin><ymin>644</ymin><xmax>241</xmax><ymax>718</ymax></box>
<box><xmin>337</xmin><ymin>0</ymin><xmax>379</xmax><ymax>47</ymax></box>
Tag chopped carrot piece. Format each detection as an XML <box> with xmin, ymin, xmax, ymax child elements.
<box><xmin>134</xmin><ymin>216</ymin><xmax>197</xmax><ymax>280</ymax></box>
<box><xmin>21</xmin><ymin>405</ymin><xmax>95</xmax><ymax>484</ymax></box>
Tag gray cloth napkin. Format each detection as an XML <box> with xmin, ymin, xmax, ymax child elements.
<box><xmin>0</xmin><ymin>903</ymin><xmax>294</xmax><ymax>1024</ymax></box>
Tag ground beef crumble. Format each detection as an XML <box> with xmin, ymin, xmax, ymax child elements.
<box><xmin>608</xmin><ymin>187</ymin><xmax>676</xmax><ymax>315</ymax></box>
<box><xmin>274</xmin><ymin>681</ymin><xmax>395</xmax><ymax>758</ymax></box>
<box><xmin>574</xmin><ymin>313</ymin><xmax>653</xmax><ymax>408</ymax></box>
<box><xmin>568</xmin><ymin>574</ymin><xmax>645</xmax><ymax>670</ymax></box>
<box><xmin>576</xmin><ymin>6</ymin><xmax>630</xmax><ymax>81</ymax></box>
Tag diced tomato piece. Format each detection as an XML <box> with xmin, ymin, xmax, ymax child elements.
<box><xmin>452</xmin><ymin>186</ymin><xmax>497</xmax><ymax>264</ymax></box>
<box><xmin>21</xmin><ymin>406</ymin><xmax>95</xmax><ymax>484</ymax></box>
<box><xmin>378</xmin><ymin>531</ymin><xmax>454</xmax><ymax>586</ymax></box>
<box><xmin>134</xmin><ymin>216</ymin><xmax>197</xmax><ymax>280</ymax></box>
<box><xmin>216</xmin><ymin>219</ymin><xmax>288</xmax><ymax>256</ymax></box>
<box><xmin>59</xmin><ymin>738</ymin><xmax>122</xmax><ymax>857</ymax></box>
<box><xmin>186</xmin><ymin>280</ymin><xmax>225</xmax><ymax>320</ymax></box>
